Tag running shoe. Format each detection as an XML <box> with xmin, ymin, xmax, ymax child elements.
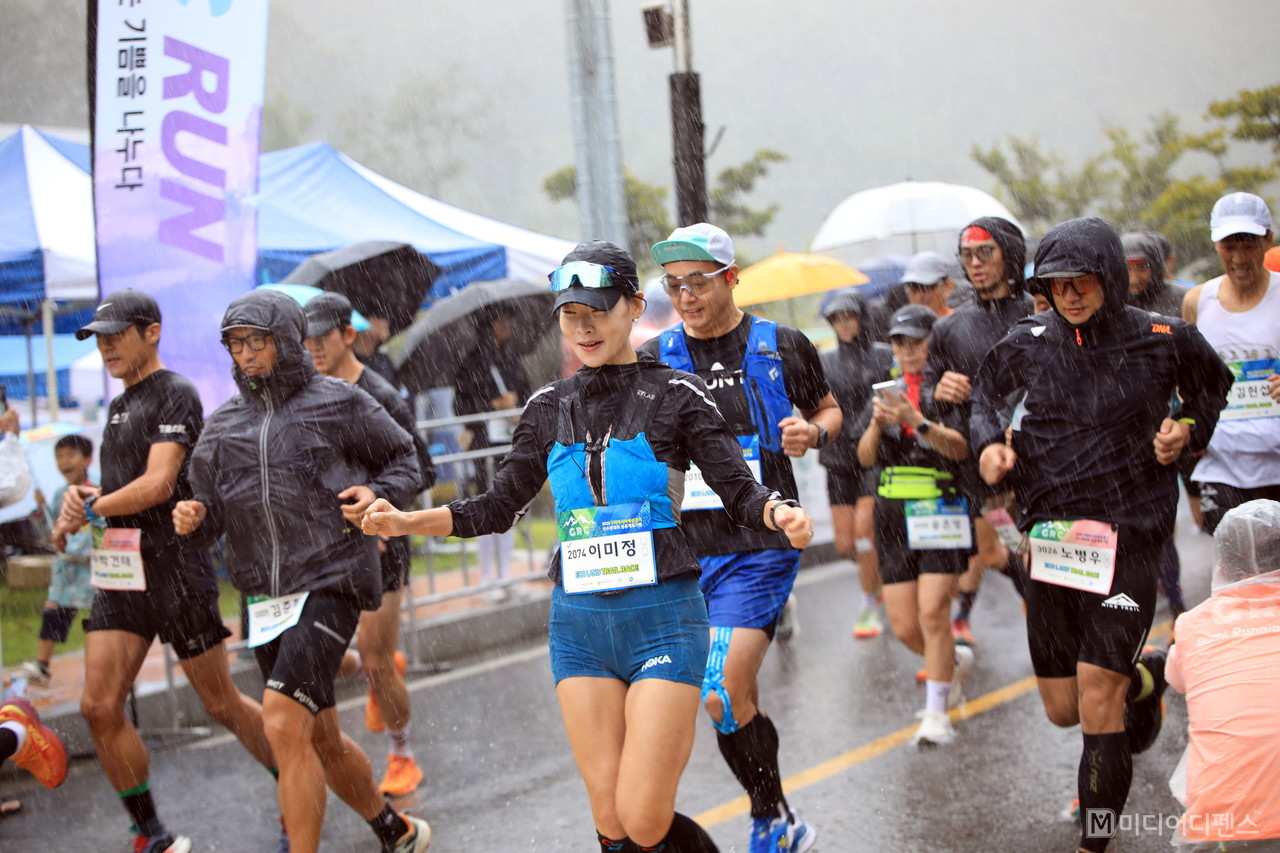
<box><xmin>911</xmin><ymin>709</ymin><xmax>955</xmax><ymax>747</ymax></box>
<box><xmin>749</xmin><ymin>804</ymin><xmax>816</xmax><ymax>853</ymax></box>
<box><xmin>365</xmin><ymin>651</ymin><xmax>409</xmax><ymax>733</ymax></box>
<box><xmin>385</xmin><ymin>814</ymin><xmax>432</xmax><ymax>852</ymax></box>
<box><xmin>915</xmin><ymin>668</ymin><xmax>927</xmax><ymax>685</ymax></box>
<box><xmin>852</xmin><ymin>608</ymin><xmax>883</xmax><ymax>639</ymax></box>
<box><xmin>1126</xmin><ymin>646</ymin><xmax>1168</xmax><ymax>754</ymax></box>
<box><xmin>133</xmin><ymin>835</ymin><xmax>193</xmax><ymax>853</ymax></box>
<box><xmin>1060</xmin><ymin>797</ymin><xmax>1080</xmax><ymax>822</ymax></box>
<box><xmin>775</xmin><ymin>594</ymin><xmax>799</xmax><ymax>643</ymax></box>
<box><xmin>0</xmin><ymin>697</ymin><xmax>67</xmax><ymax>788</ymax></box>
<box><xmin>17</xmin><ymin>661</ymin><xmax>50</xmax><ymax>687</ymax></box>
<box><xmin>948</xmin><ymin>645</ymin><xmax>975</xmax><ymax>709</ymax></box>
<box><xmin>951</xmin><ymin>616</ymin><xmax>976</xmax><ymax>647</ymax></box>
<box><xmin>379</xmin><ymin>754</ymin><xmax>425</xmax><ymax>797</ymax></box>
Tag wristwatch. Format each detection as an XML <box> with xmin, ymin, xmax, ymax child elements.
<box><xmin>812</xmin><ymin>423</ymin><xmax>829</xmax><ymax>449</ymax></box>
<box><xmin>768</xmin><ymin>498</ymin><xmax>801</xmax><ymax>530</ymax></box>
<box><xmin>82</xmin><ymin>495</ymin><xmax>99</xmax><ymax>521</ymax></box>
<box><xmin>916</xmin><ymin>419</ymin><xmax>933</xmax><ymax>436</ymax></box>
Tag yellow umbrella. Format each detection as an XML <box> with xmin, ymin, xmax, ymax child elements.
<box><xmin>733</xmin><ymin>251</ymin><xmax>869</xmax><ymax>307</ymax></box>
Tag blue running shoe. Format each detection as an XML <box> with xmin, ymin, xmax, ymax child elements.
<box><xmin>750</xmin><ymin>804</ymin><xmax>817</xmax><ymax>852</ymax></box>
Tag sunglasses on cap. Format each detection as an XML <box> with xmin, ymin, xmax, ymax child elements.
<box><xmin>548</xmin><ymin>261</ymin><xmax>629</xmax><ymax>292</ymax></box>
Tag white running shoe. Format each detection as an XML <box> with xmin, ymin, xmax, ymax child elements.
<box><xmin>948</xmin><ymin>645</ymin><xmax>975</xmax><ymax>709</ymax></box>
<box><xmin>912</xmin><ymin>709</ymin><xmax>956</xmax><ymax>747</ymax></box>
<box><xmin>388</xmin><ymin>814</ymin><xmax>432</xmax><ymax>852</ymax></box>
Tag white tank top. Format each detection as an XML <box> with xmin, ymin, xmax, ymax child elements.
<box><xmin>1192</xmin><ymin>271</ymin><xmax>1280</xmax><ymax>488</ymax></box>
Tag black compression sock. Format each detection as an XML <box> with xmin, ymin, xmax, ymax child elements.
<box><xmin>119</xmin><ymin>782</ymin><xmax>165</xmax><ymax>840</ymax></box>
<box><xmin>598</xmin><ymin>830</ymin><xmax>633</xmax><ymax>851</ymax></box>
<box><xmin>1077</xmin><ymin>732</ymin><xmax>1132</xmax><ymax>853</ymax></box>
<box><xmin>0</xmin><ymin>728</ymin><xmax>17</xmax><ymax>764</ymax></box>
<box><xmin>716</xmin><ymin>713</ymin><xmax>786</xmax><ymax>820</ymax></box>
<box><xmin>368</xmin><ymin>804</ymin><xmax>409</xmax><ymax>847</ymax></box>
<box><xmin>635</xmin><ymin>812</ymin><xmax>719</xmax><ymax>852</ymax></box>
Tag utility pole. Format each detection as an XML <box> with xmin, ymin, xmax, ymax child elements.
<box><xmin>649</xmin><ymin>0</ymin><xmax>707</xmax><ymax>226</ymax></box>
<box><xmin>564</xmin><ymin>0</ymin><xmax>628</xmax><ymax>245</ymax></box>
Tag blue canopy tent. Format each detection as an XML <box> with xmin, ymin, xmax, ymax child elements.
<box><xmin>0</xmin><ymin>126</ymin><xmax>575</xmax><ymax>410</ymax></box>
<box><xmin>0</xmin><ymin>333</ymin><xmax>97</xmax><ymax>401</ymax></box>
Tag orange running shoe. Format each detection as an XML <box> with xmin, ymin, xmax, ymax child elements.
<box><xmin>378</xmin><ymin>754</ymin><xmax>425</xmax><ymax>797</ymax></box>
<box><xmin>952</xmin><ymin>616</ymin><xmax>976</xmax><ymax>647</ymax></box>
<box><xmin>365</xmin><ymin>651</ymin><xmax>409</xmax><ymax>733</ymax></box>
<box><xmin>0</xmin><ymin>697</ymin><xmax>68</xmax><ymax>789</ymax></box>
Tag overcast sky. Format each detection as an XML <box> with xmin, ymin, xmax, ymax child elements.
<box><xmin>5</xmin><ymin>0</ymin><xmax>1279</xmax><ymax>261</ymax></box>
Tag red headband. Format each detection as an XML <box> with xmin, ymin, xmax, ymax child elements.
<box><xmin>961</xmin><ymin>226</ymin><xmax>994</xmax><ymax>244</ymax></box>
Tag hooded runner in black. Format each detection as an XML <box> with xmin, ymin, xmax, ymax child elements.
<box><xmin>969</xmin><ymin>217</ymin><xmax>1231</xmax><ymax>853</ymax></box>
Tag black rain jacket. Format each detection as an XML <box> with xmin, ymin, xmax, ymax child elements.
<box><xmin>970</xmin><ymin>217</ymin><xmax>1233</xmax><ymax>548</ymax></box>
<box><xmin>188</xmin><ymin>290</ymin><xmax>420</xmax><ymax>608</ymax></box>
<box><xmin>1121</xmin><ymin>231</ymin><xmax>1189</xmax><ymax>318</ymax></box>
<box><xmin>818</xmin><ymin>290</ymin><xmax>894</xmax><ymax>471</ymax></box>
<box><xmin>923</xmin><ymin>216</ymin><xmax>1034</xmax><ymax>494</ymax></box>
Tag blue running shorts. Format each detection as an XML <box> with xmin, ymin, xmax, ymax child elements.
<box><xmin>549</xmin><ymin>574</ymin><xmax>709</xmax><ymax>687</ymax></box>
<box><xmin>698</xmin><ymin>548</ymin><xmax>802</xmax><ymax>634</ymax></box>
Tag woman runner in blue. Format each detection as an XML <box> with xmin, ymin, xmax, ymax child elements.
<box><xmin>363</xmin><ymin>241</ymin><xmax>814</xmax><ymax>852</ymax></box>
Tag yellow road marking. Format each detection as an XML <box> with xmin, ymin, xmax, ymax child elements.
<box><xmin>695</xmin><ymin>620</ymin><xmax>1172</xmax><ymax>828</ymax></box>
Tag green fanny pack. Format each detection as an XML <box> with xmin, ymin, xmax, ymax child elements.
<box><xmin>878</xmin><ymin>467</ymin><xmax>956</xmax><ymax>500</ymax></box>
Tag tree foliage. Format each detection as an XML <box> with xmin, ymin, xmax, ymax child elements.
<box><xmin>973</xmin><ymin>84</ymin><xmax>1280</xmax><ymax>279</ymax></box>
<box><xmin>544</xmin><ymin>149</ymin><xmax>788</xmax><ymax>272</ymax></box>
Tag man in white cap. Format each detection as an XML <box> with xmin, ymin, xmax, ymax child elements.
<box><xmin>900</xmin><ymin>251</ymin><xmax>956</xmax><ymax>318</ymax></box>
<box><xmin>1182</xmin><ymin>191</ymin><xmax>1280</xmax><ymax>533</ymax></box>
<box><xmin>640</xmin><ymin>222</ymin><xmax>840</xmax><ymax>853</ymax></box>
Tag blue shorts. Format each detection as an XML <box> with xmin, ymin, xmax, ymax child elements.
<box><xmin>698</xmin><ymin>548</ymin><xmax>802</xmax><ymax>634</ymax></box>
<box><xmin>549</xmin><ymin>574</ymin><xmax>709</xmax><ymax>687</ymax></box>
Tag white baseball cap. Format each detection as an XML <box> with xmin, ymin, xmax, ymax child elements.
<box><xmin>1210</xmin><ymin>192</ymin><xmax>1272</xmax><ymax>242</ymax></box>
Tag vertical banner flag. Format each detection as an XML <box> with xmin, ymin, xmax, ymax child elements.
<box><xmin>90</xmin><ymin>0</ymin><xmax>269</xmax><ymax>411</ymax></box>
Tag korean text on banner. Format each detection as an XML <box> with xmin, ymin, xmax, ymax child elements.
<box><xmin>90</xmin><ymin>1</ymin><xmax>270</xmax><ymax>413</ymax></box>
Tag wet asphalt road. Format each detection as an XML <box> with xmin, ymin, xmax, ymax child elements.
<box><xmin>2</xmin><ymin>515</ymin><xmax>1210</xmax><ymax>853</ymax></box>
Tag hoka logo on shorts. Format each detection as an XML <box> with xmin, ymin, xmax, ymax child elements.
<box><xmin>1101</xmin><ymin>593</ymin><xmax>1140</xmax><ymax>611</ymax></box>
<box><xmin>641</xmin><ymin>654</ymin><xmax>673</xmax><ymax>671</ymax></box>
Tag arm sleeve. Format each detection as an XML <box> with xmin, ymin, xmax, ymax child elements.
<box><xmin>448</xmin><ymin>391</ymin><xmax>552</xmax><ymax>538</ymax></box>
<box><xmin>185</xmin><ymin>418</ymin><xmax>226</xmax><ymax>546</ymax></box>
<box><xmin>780</xmin><ymin>328</ymin><xmax>830</xmax><ymax>409</ymax></box>
<box><xmin>344</xmin><ymin>386</ymin><xmax>420</xmax><ymax>508</ymax></box>
<box><xmin>674</xmin><ymin>373</ymin><xmax>778</xmax><ymax>532</ymax></box>
<box><xmin>921</xmin><ymin>323</ymin><xmax>949</xmax><ymax>420</ymax></box>
<box><xmin>1174</xmin><ymin>321</ymin><xmax>1234</xmax><ymax>454</ymax></box>
<box><xmin>969</xmin><ymin>331</ymin><xmax>1028</xmax><ymax>455</ymax></box>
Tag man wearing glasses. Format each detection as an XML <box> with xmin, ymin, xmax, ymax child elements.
<box><xmin>921</xmin><ymin>217</ymin><xmax>1034</xmax><ymax>646</ymax></box>
<box><xmin>175</xmin><ymin>289</ymin><xmax>429</xmax><ymax>853</ymax></box>
<box><xmin>1182</xmin><ymin>192</ymin><xmax>1280</xmax><ymax>534</ymax></box>
<box><xmin>970</xmin><ymin>217</ymin><xmax>1231</xmax><ymax>853</ymax></box>
<box><xmin>60</xmin><ymin>290</ymin><xmax>277</xmax><ymax>853</ymax></box>
<box><xmin>638</xmin><ymin>223</ymin><xmax>839</xmax><ymax>853</ymax></box>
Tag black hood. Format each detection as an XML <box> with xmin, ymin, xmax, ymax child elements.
<box><xmin>1121</xmin><ymin>232</ymin><xmax>1173</xmax><ymax>310</ymax></box>
<box><xmin>822</xmin><ymin>288</ymin><xmax>873</xmax><ymax>351</ymax></box>
<box><xmin>960</xmin><ymin>216</ymin><xmax>1026</xmax><ymax>295</ymax></box>
<box><xmin>1032</xmin><ymin>217</ymin><xmax>1129</xmax><ymax>325</ymax></box>
<box><xmin>221</xmin><ymin>289</ymin><xmax>315</xmax><ymax>404</ymax></box>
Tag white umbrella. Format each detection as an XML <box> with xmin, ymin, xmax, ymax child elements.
<box><xmin>811</xmin><ymin>181</ymin><xmax>1021</xmax><ymax>267</ymax></box>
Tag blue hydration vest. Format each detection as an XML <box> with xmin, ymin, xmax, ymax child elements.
<box><xmin>658</xmin><ymin>315</ymin><xmax>792</xmax><ymax>453</ymax></box>
<box><xmin>545</xmin><ymin>371</ymin><xmax>680</xmax><ymax>529</ymax></box>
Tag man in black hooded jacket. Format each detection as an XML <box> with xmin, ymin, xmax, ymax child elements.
<box><xmin>970</xmin><ymin>217</ymin><xmax>1232</xmax><ymax>853</ymax></box>
<box><xmin>173</xmin><ymin>289</ymin><xmax>430</xmax><ymax>853</ymax></box>
<box><xmin>817</xmin><ymin>289</ymin><xmax>894</xmax><ymax>637</ymax></box>
<box><xmin>922</xmin><ymin>216</ymin><xmax>1033</xmax><ymax>642</ymax></box>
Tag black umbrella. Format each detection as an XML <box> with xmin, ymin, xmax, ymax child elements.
<box><xmin>394</xmin><ymin>279</ymin><xmax>554</xmax><ymax>393</ymax></box>
<box><xmin>280</xmin><ymin>240</ymin><xmax>438</xmax><ymax>334</ymax></box>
